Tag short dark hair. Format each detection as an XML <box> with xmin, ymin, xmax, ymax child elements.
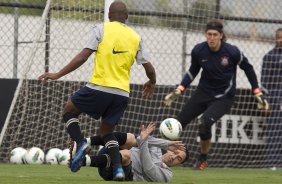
<box><xmin>206</xmin><ymin>21</ymin><xmax>223</xmax><ymax>32</ymax></box>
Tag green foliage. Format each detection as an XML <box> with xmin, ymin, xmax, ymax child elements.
<box><xmin>0</xmin><ymin>164</ymin><xmax>281</xmax><ymax>184</ymax></box>
<box><xmin>0</xmin><ymin>0</ymin><xmax>45</xmax><ymax>4</ymax></box>
<box><xmin>186</xmin><ymin>0</ymin><xmax>219</xmax><ymax>31</ymax></box>
<box><xmin>0</xmin><ymin>0</ymin><xmax>45</xmax><ymax>16</ymax></box>
<box><xmin>0</xmin><ymin>0</ymin><xmax>104</xmax><ymax>20</ymax></box>
<box><xmin>0</xmin><ymin>0</ymin><xmax>230</xmax><ymax>29</ymax></box>
<box><xmin>127</xmin><ymin>0</ymin><xmax>231</xmax><ymax>31</ymax></box>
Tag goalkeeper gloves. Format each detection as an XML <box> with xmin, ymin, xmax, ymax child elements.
<box><xmin>164</xmin><ymin>85</ymin><xmax>185</xmax><ymax>106</ymax></box>
<box><xmin>253</xmin><ymin>88</ymin><xmax>270</xmax><ymax>111</ymax></box>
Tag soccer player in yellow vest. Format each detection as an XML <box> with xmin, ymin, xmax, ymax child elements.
<box><xmin>38</xmin><ymin>1</ymin><xmax>156</xmax><ymax>181</ymax></box>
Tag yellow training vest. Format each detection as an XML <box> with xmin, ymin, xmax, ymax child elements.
<box><xmin>89</xmin><ymin>22</ymin><xmax>140</xmax><ymax>92</ymax></box>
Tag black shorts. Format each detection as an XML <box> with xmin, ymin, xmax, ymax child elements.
<box><xmin>98</xmin><ymin>162</ymin><xmax>133</xmax><ymax>181</ymax></box>
<box><xmin>97</xmin><ymin>147</ymin><xmax>133</xmax><ymax>181</ymax></box>
<box><xmin>178</xmin><ymin>88</ymin><xmax>234</xmax><ymax>127</ymax></box>
<box><xmin>71</xmin><ymin>86</ymin><xmax>128</xmax><ymax>125</ymax></box>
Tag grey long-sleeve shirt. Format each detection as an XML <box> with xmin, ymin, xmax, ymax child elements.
<box><xmin>130</xmin><ymin>136</ymin><xmax>173</xmax><ymax>182</ymax></box>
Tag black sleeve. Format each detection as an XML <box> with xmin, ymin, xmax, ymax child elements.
<box><xmin>180</xmin><ymin>49</ymin><xmax>201</xmax><ymax>88</ymax></box>
<box><xmin>238</xmin><ymin>53</ymin><xmax>259</xmax><ymax>90</ymax></box>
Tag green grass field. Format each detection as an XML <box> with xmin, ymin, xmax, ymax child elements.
<box><xmin>0</xmin><ymin>164</ymin><xmax>281</xmax><ymax>184</ymax></box>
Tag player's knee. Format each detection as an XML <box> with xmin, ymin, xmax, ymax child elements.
<box><xmin>102</xmin><ymin>133</ymin><xmax>119</xmax><ymax>148</ymax></box>
<box><xmin>120</xmin><ymin>133</ymin><xmax>136</xmax><ymax>150</ymax></box>
<box><xmin>120</xmin><ymin>149</ymin><xmax>131</xmax><ymax>166</ymax></box>
<box><xmin>63</xmin><ymin>112</ymin><xmax>79</xmax><ymax>126</ymax></box>
<box><xmin>176</xmin><ymin>116</ymin><xmax>187</xmax><ymax>128</ymax></box>
<box><xmin>198</xmin><ymin>117</ymin><xmax>212</xmax><ymax>140</ymax></box>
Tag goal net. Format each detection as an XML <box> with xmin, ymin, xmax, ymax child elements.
<box><xmin>0</xmin><ymin>0</ymin><xmax>281</xmax><ymax>168</ymax></box>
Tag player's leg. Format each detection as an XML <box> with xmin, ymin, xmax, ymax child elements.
<box><xmin>100</xmin><ymin>122</ymin><xmax>123</xmax><ymax>179</ymax></box>
<box><xmin>80</xmin><ymin>148</ymin><xmax>131</xmax><ymax>169</ymax></box>
<box><xmin>87</xmin><ymin>132</ymin><xmax>136</xmax><ymax>150</ymax></box>
<box><xmin>176</xmin><ymin>89</ymin><xmax>213</xmax><ymax>170</ymax></box>
<box><xmin>100</xmin><ymin>94</ymin><xmax>129</xmax><ymax>181</ymax></box>
<box><xmin>177</xmin><ymin>89</ymin><xmax>210</xmax><ymax>127</ymax></box>
<box><xmin>62</xmin><ymin>96</ymin><xmax>91</xmax><ymax>172</ymax></box>
<box><xmin>195</xmin><ymin>97</ymin><xmax>234</xmax><ymax>170</ymax></box>
<box><xmin>91</xmin><ymin>147</ymin><xmax>132</xmax><ymax>181</ymax></box>
<box><xmin>100</xmin><ymin>124</ymin><xmax>127</xmax><ymax>180</ymax></box>
<box><xmin>96</xmin><ymin>146</ymin><xmax>120</xmax><ymax>181</ymax></box>
<box><xmin>119</xmin><ymin>150</ymin><xmax>134</xmax><ymax>181</ymax></box>
<box><xmin>70</xmin><ymin>132</ymin><xmax>134</xmax><ymax>180</ymax></box>
<box><xmin>67</xmin><ymin>87</ymin><xmax>111</xmax><ymax>172</ymax></box>
<box><xmin>63</xmin><ymin>100</ymin><xmax>83</xmax><ymax>143</ymax></box>
<box><xmin>120</xmin><ymin>133</ymin><xmax>136</xmax><ymax>150</ymax></box>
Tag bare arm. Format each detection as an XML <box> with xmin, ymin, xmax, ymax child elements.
<box><xmin>143</xmin><ymin>62</ymin><xmax>156</xmax><ymax>84</ymax></box>
<box><xmin>142</xmin><ymin>62</ymin><xmax>156</xmax><ymax>98</ymax></box>
<box><xmin>38</xmin><ymin>48</ymin><xmax>94</xmax><ymax>81</ymax></box>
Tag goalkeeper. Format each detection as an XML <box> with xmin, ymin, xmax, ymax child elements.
<box><xmin>164</xmin><ymin>20</ymin><xmax>269</xmax><ymax>170</ymax></box>
<box><xmin>70</xmin><ymin>122</ymin><xmax>188</xmax><ymax>182</ymax></box>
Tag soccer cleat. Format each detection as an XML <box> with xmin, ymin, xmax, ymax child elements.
<box><xmin>69</xmin><ymin>140</ymin><xmax>91</xmax><ymax>172</ymax></box>
<box><xmin>193</xmin><ymin>159</ymin><xmax>207</xmax><ymax>171</ymax></box>
<box><xmin>68</xmin><ymin>139</ymin><xmax>91</xmax><ymax>167</ymax></box>
<box><xmin>113</xmin><ymin>167</ymin><xmax>125</xmax><ymax>181</ymax></box>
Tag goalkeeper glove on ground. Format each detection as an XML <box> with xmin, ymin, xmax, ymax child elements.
<box><xmin>253</xmin><ymin>88</ymin><xmax>270</xmax><ymax>111</ymax></box>
<box><xmin>164</xmin><ymin>85</ymin><xmax>185</xmax><ymax>106</ymax></box>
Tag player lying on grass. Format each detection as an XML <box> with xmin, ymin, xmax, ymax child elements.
<box><xmin>69</xmin><ymin>122</ymin><xmax>189</xmax><ymax>182</ymax></box>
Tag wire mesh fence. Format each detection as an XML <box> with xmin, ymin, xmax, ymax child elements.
<box><xmin>0</xmin><ymin>0</ymin><xmax>281</xmax><ymax>168</ymax></box>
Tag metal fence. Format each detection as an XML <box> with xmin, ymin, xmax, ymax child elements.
<box><xmin>0</xmin><ymin>0</ymin><xmax>281</xmax><ymax>86</ymax></box>
<box><xmin>0</xmin><ymin>0</ymin><xmax>281</xmax><ymax>167</ymax></box>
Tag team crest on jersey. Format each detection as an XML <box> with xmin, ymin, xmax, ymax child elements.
<box><xmin>220</xmin><ymin>56</ymin><xmax>229</xmax><ymax>67</ymax></box>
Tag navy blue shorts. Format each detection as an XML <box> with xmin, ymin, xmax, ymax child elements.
<box><xmin>71</xmin><ymin>86</ymin><xmax>129</xmax><ymax>125</ymax></box>
<box><xmin>98</xmin><ymin>147</ymin><xmax>133</xmax><ymax>181</ymax></box>
<box><xmin>98</xmin><ymin>162</ymin><xmax>133</xmax><ymax>181</ymax></box>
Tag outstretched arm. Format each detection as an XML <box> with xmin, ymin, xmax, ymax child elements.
<box><xmin>238</xmin><ymin>54</ymin><xmax>259</xmax><ymax>89</ymax></box>
<box><xmin>143</xmin><ymin>136</ymin><xmax>185</xmax><ymax>152</ymax></box>
<box><xmin>137</xmin><ymin>123</ymin><xmax>173</xmax><ymax>182</ymax></box>
<box><xmin>164</xmin><ymin>49</ymin><xmax>200</xmax><ymax>106</ymax></box>
<box><xmin>38</xmin><ymin>48</ymin><xmax>94</xmax><ymax>81</ymax></box>
<box><xmin>239</xmin><ymin>54</ymin><xmax>269</xmax><ymax>110</ymax></box>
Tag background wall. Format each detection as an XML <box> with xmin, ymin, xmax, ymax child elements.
<box><xmin>0</xmin><ymin>79</ymin><xmax>18</xmax><ymax>132</ymax></box>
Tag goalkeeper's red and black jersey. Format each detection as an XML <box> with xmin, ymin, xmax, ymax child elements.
<box><xmin>180</xmin><ymin>41</ymin><xmax>259</xmax><ymax>98</ymax></box>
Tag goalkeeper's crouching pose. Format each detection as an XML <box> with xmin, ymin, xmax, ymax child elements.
<box><xmin>164</xmin><ymin>20</ymin><xmax>269</xmax><ymax>171</ymax></box>
<box><xmin>69</xmin><ymin>122</ymin><xmax>189</xmax><ymax>182</ymax></box>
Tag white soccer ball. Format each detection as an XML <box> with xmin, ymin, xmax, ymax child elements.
<box><xmin>45</xmin><ymin>148</ymin><xmax>63</xmax><ymax>165</ymax></box>
<box><xmin>159</xmin><ymin>118</ymin><xmax>182</xmax><ymax>140</ymax></box>
<box><xmin>58</xmin><ymin>148</ymin><xmax>70</xmax><ymax>165</ymax></box>
<box><xmin>23</xmin><ymin>147</ymin><xmax>45</xmax><ymax>164</ymax></box>
<box><xmin>10</xmin><ymin>147</ymin><xmax>27</xmax><ymax>164</ymax></box>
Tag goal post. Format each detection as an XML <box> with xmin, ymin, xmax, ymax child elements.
<box><xmin>104</xmin><ymin>0</ymin><xmax>114</xmax><ymax>22</ymax></box>
<box><xmin>0</xmin><ymin>0</ymin><xmax>281</xmax><ymax>168</ymax></box>
<box><xmin>0</xmin><ymin>0</ymin><xmax>53</xmax><ymax>151</ymax></box>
